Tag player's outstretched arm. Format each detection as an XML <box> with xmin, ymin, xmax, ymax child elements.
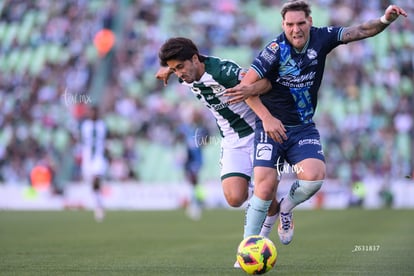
<box><xmin>225</xmin><ymin>78</ymin><xmax>271</xmax><ymax>104</ymax></box>
<box><xmin>341</xmin><ymin>4</ymin><xmax>408</xmax><ymax>44</ymax></box>
<box><xmin>155</xmin><ymin>66</ymin><xmax>174</xmax><ymax>86</ymax></box>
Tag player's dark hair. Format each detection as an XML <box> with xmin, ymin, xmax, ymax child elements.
<box><xmin>281</xmin><ymin>0</ymin><xmax>311</xmax><ymax>19</ymax></box>
<box><xmin>158</xmin><ymin>37</ymin><xmax>206</xmax><ymax>66</ymax></box>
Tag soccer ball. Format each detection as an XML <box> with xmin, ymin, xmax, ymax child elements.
<box><xmin>236</xmin><ymin>235</ymin><xmax>277</xmax><ymax>275</ymax></box>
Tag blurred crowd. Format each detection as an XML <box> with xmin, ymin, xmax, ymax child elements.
<box><xmin>0</xmin><ymin>0</ymin><xmax>413</xmax><ymax>190</ymax></box>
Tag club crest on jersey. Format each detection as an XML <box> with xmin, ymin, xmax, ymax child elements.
<box><xmin>267</xmin><ymin>42</ymin><xmax>279</xmax><ymax>53</ymax></box>
<box><xmin>307</xmin><ymin>48</ymin><xmax>317</xmax><ymax>60</ymax></box>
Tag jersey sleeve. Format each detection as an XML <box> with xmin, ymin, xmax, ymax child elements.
<box><xmin>216</xmin><ymin>60</ymin><xmax>245</xmax><ymax>88</ymax></box>
<box><xmin>250</xmin><ymin>40</ymin><xmax>280</xmax><ymax>80</ymax></box>
<box><xmin>318</xmin><ymin>26</ymin><xmax>345</xmax><ymax>53</ymax></box>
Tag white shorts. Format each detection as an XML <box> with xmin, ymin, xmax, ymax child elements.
<box><xmin>81</xmin><ymin>155</ymin><xmax>108</xmax><ymax>182</ymax></box>
<box><xmin>220</xmin><ymin>133</ymin><xmax>254</xmax><ymax>181</ymax></box>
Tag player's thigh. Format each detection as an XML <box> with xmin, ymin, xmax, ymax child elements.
<box><xmin>220</xmin><ymin>145</ymin><xmax>252</xmax><ymax>206</ymax></box>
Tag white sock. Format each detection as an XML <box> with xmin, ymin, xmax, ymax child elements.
<box><xmin>280</xmin><ymin>180</ymin><xmax>323</xmax><ymax>213</ymax></box>
<box><xmin>259</xmin><ymin>213</ymin><xmax>279</xmax><ymax>238</ymax></box>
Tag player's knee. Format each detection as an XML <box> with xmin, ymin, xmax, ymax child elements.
<box><xmin>223</xmin><ymin>186</ymin><xmax>248</xmax><ymax>207</ymax></box>
<box><xmin>255</xmin><ymin>184</ymin><xmax>276</xmax><ymax>200</ymax></box>
<box><xmin>222</xmin><ymin>177</ymin><xmax>249</xmax><ymax>207</ymax></box>
<box><xmin>225</xmin><ymin>193</ymin><xmax>247</xmax><ymax>207</ymax></box>
<box><xmin>296</xmin><ymin>159</ymin><xmax>326</xmax><ymax>180</ymax></box>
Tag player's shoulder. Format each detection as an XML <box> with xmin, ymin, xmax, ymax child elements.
<box><xmin>205</xmin><ymin>56</ymin><xmax>239</xmax><ymax>69</ymax></box>
<box><xmin>310</xmin><ymin>25</ymin><xmax>344</xmax><ymax>45</ymax></box>
<box><xmin>311</xmin><ymin>25</ymin><xmax>343</xmax><ymax>36</ymax></box>
<box><xmin>204</xmin><ymin>56</ymin><xmax>241</xmax><ymax>77</ymax></box>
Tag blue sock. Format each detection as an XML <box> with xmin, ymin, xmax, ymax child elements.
<box><xmin>244</xmin><ymin>195</ymin><xmax>272</xmax><ymax>238</ymax></box>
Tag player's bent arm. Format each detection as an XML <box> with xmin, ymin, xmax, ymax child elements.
<box><xmin>242</xmin><ymin>69</ymin><xmax>287</xmax><ymax>143</ymax></box>
<box><xmin>241</xmin><ymin>69</ymin><xmax>273</xmax><ymax>121</ymax></box>
<box><xmin>341</xmin><ymin>4</ymin><xmax>408</xmax><ymax>43</ymax></box>
<box><xmin>226</xmin><ymin>69</ymin><xmax>271</xmax><ymax>103</ymax></box>
<box><xmin>226</xmin><ymin>78</ymin><xmax>271</xmax><ymax>104</ymax></box>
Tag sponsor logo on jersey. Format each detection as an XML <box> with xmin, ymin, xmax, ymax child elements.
<box><xmin>256</xmin><ymin>143</ymin><xmax>273</xmax><ymax>160</ymax></box>
<box><xmin>206</xmin><ymin>94</ymin><xmax>214</xmax><ymax>100</ymax></box>
<box><xmin>223</xmin><ymin>64</ymin><xmax>237</xmax><ymax>76</ymax></box>
<box><xmin>298</xmin><ymin>138</ymin><xmax>321</xmax><ymax>146</ymax></box>
<box><xmin>277</xmin><ymin>71</ymin><xmax>316</xmax><ymax>88</ymax></box>
<box><xmin>210</xmin><ymin>101</ymin><xmax>230</xmax><ymax>111</ymax></box>
<box><xmin>267</xmin><ymin>42</ymin><xmax>279</xmax><ymax>53</ymax></box>
<box><xmin>260</xmin><ymin>50</ymin><xmax>277</xmax><ymax>65</ymax></box>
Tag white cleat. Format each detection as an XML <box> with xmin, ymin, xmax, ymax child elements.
<box><xmin>278</xmin><ymin>211</ymin><xmax>294</xmax><ymax>245</ymax></box>
<box><xmin>234</xmin><ymin>260</ymin><xmax>241</xmax><ymax>268</ymax></box>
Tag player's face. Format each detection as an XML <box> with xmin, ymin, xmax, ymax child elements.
<box><xmin>282</xmin><ymin>10</ymin><xmax>312</xmax><ymax>51</ymax></box>
<box><xmin>167</xmin><ymin>55</ymin><xmax>203</xmax><ymax>83</ymax></box>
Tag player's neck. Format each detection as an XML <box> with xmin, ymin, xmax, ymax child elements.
<box><xmin>196</xmin><ymin>62</ymin><xmax>205</xmax><ymax>81</ymax></box>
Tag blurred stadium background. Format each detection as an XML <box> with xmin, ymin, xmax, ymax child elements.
<box><xmin>0</xmin><ymin>0</ymin><xmax>413</xmax><ymax>210</ymax></box>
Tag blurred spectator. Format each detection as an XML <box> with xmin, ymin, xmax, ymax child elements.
<box><xmin>0</xmin><ymin>0</ymin><xmax>413</xmax><ymax>190</ymax></box>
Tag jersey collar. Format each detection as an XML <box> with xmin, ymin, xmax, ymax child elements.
<box><xmin>293</xmin><ymin>37</ymin><xmax>310</xmax><ymax>54</ymax></box>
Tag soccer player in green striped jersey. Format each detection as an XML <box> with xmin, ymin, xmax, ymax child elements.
<box><xmin>157</xmin><ymin>37</ymin><xmax>280</xmax><ymax>267</ymax></box>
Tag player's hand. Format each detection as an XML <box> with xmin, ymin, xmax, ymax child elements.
<box><xmin>155</xmin><ymin>67</ymin><xmax>173</xmax><ymax>86</ymax></box>
<box><xmin>262</xmin><ymin>116</ymin><xmax>287</xmax><ymax>144</ymax></box>
<box><xmin>225</xmin><ymin>84</ymin><xmax>257</xmax><ymax>104</ymax></box>
<box><xmin>383</xmin><ymin>4</ymin><xmax>408</xmax><ymax>22</ymax></box>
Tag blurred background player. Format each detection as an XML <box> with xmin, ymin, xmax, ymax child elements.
<box><xmin>80</xmin><ymin>106</ymin><xmax>108</xmax><ymax>222</ymax></box>
<box><xmin>177</xmin><ymin>108</ymin><xmax>209</xmax><ymax>220</ymax></box>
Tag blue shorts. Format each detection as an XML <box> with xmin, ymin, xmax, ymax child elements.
<box><xmin>253</xmin><ymin>122</ymin><xmax>325</xmax><ymax>169</ymax></box>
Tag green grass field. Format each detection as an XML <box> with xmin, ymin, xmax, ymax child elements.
<box><xmin>0</xmin><ymin>209</ymin><xmax>413</xmax><ymax>275</ymax></box>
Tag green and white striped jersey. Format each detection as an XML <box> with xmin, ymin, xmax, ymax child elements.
<box><xmin>181</xmin><ymin>56</ymin><xmax>256</xmax><ymax>141</ymax></box>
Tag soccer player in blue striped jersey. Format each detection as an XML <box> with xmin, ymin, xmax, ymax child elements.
<box><xmin>226</xmin><ymin>1</ymin><xmax>407</xmax><ymax>245</ymax></box>
<box><xmin>156</xmin><ymin>37</ymin><xmax>280</xmax><ymax>266</ymax></box>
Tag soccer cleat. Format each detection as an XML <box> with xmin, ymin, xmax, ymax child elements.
<box><xmin>94</xmin><ymin>208</ymin><xmax>105</xmax><ymax>222</ymax></box>
<box><xmin>185</xmin><ymin>203</ymin><xmax>202</xmax><ymax>221</ymax></box>
<box><xmin>278</xmin><ymin>211</ymin><xmax>294</xmax><ymax>245</ymax></box>
<box><xmin>233</xmin><ymin>260</ymin><xmax>241</xmax><ymax>268</ymax></box>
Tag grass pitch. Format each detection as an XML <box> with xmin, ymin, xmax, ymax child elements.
<box><xmin>0</xmin><ymin>209</ymin><xmax>413</xmax><ymax>275</ymax></box>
